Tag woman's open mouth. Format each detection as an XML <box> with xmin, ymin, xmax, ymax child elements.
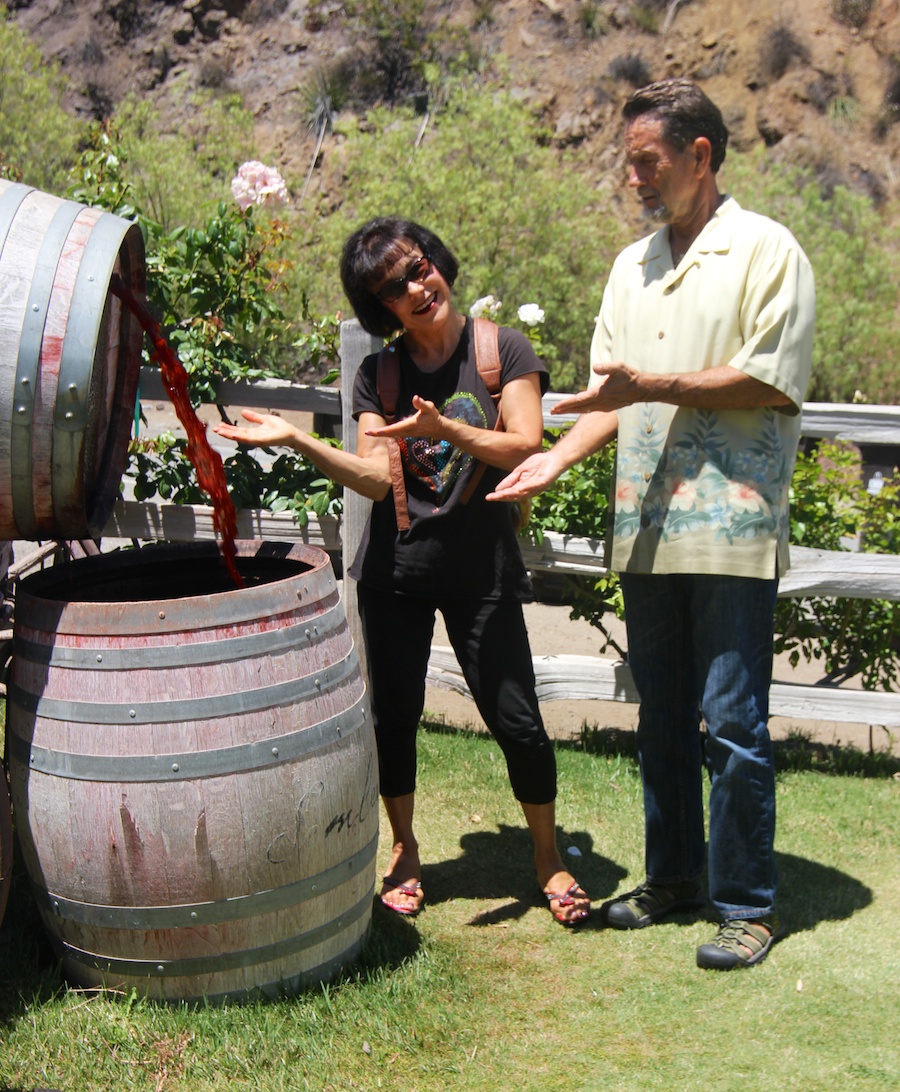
<box><xmin>412</xmin><ymin>293</ymin><xmax>437</xmax><ymax>315</ymax></box>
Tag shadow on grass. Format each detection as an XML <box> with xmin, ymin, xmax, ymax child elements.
<box><xmin>423</xmin><ymin>715</ymin><xmax>900</xmax><ymax>777</ymax></box>
<box><xmin>419</xmin><ymin>821</ymin><xmax>626</xmax><ymax>931</ymax></box>
<box><xmin>418</xmin><ymin>717</ymin><xmax>880</xmax><ymax>936</ymax></box>
<box><xmin>776</xmin><ymin>850</ymin><xmax>872</xmax><ymax>932</ymax></box>
<box><xmin>576</xmin><ymin>724</ymin><xmax>900</xmax><ymax>777</ymax></box>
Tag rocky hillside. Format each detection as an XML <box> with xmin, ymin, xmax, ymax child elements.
<box><xmin>9</xmin><ymin>0</ymin><xmax>900</xmax><ymax>211</ymax></box>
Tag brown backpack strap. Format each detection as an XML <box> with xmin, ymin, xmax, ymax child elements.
<box><xmin>376</xmin><ymin>344</ymin><xmax>410</xmax><ymax>531</ymax></box>
<box><xmin>459</xmin><ymin>318</ymin><xmax>504</xmax><ymax>505</ymax></box>
<box><xmin>376</xmin><ymin>343</ymin><xmax>400</xmax><ymax>423</ymax></box>
<box><xmin>472</xmin><ymin>317</ymin><xmax>502</xmax><ymax>406</ymax></box>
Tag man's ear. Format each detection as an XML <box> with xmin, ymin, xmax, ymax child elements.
<box><xmin>693</xmin><ymin>136</ymin><xmax>713</xmax><ymax>175</ymax></box>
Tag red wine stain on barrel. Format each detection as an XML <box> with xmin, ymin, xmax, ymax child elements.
<box><xmin>111</xmin><ymin>277</ymin><xmax>244</xmax><ymax>588</ymax></box>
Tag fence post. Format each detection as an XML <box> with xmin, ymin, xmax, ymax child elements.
<box><xmin>339</xmin><ymin>319</ymin><xmax>382</xmax><ymax>676</ymax></box>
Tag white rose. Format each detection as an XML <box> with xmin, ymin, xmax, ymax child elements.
<box><xmin>517</xmin><ymin>303</ymin><xmax>545</xmax><ymax>326</ymax></box>
<box><xmin>470</xmin><ymin>294</ymin><xmax>502</xmax><ymax>319</ymax></box>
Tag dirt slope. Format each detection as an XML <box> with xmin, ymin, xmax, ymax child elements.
<box><xmin>9</xmin><ymin>0</ymin><xmax>900</xmax><ymax>206</ymax></box>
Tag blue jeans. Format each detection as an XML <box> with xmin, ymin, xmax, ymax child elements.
<box><xmin>619</xmin><ymin>572</ymin><xmax>779</xmax><ymax>920</ymax></box>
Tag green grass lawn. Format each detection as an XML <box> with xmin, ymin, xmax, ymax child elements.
<box><xmin>1</xmin><ymin>721</ymin><xmax>898</xmax><ymax>1091</ymax></box>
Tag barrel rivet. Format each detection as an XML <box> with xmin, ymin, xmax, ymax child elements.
<box><xmin>69</xmin><ymin>383</ymin><xmax>78</xmax><ymax>393</ymax></box>
<box><xmin>16</xmin><ymin>406</ymin><xmax>25</xmax><ymax>414</ymax></box>
<box><xmin>311</xmin><ymin>884</ymin><xmax>317</xmax><ymax>892</ymax></box>
<box><xmin>315</xmin><ymin>678</ymin><xmax>321</xmax><ymax>689</ymax></box>
<box><xmin>158</xmin><ymin>611</ymin><xmax>165</xmax><ymax>619</ymax></box>
<box><xmin>304</xmin><ymin>629</ymin><xmax>311</xmax><ymax>639</ymax></box>
<box><xmin>271</xmin><ymin>747</ymin><xmax>279</xmax><ymax>756</ymax></box>
<box><xmin>53</xmin><ymin>900</ymin><xmax>59</xmax><ymax>911</ymax></box>
<box><xmin>96</xmin><ymin>654</ymin><xmax>103</xmax><ymax>662</ymax></box>
<box><xmin>128</xmin><ymin>709</ymin><xmax>136</xmax><ymax>718</ymax></box>
<box><xmin>88</xmin><ymin>275</ymin><xmax>95</xmax><ymax>282</ymax></box>
<box><xmin>64</xmin><ymin>411</ymin><xmax>73</xmax><ymax>420</ymax></box>
<box><xmin>190</xmin><ymin>911</ymin><xmax>198</xmax><ymax>920</ymax></box>
<box><xmin>172</xmin><ymin>763</ymin><xmax>179</xmax><ymax>772</ymax></box>
<box><xmin>32</xmin><ymin>303</ymin><xmax>39</xmax><ymax>312</ymax></box>
<box><xmin>20</xmin><ymin>377</ymin><xmax>29</xmax><ymax>386</ymax></box>
<box><xmin>156</xmin><ymin>964</ymin><xmax>164</xmax><ymax>973</ymax></box>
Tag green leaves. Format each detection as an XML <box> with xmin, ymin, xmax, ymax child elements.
<box><xmin>127</xmin><ymin>438</ymin><xmax>343</xmax><ymax>525</ymax></box>
<box><xmin>776</xmin><ymin>441</ymin><xmax>900</xmax><ymax>690</ymax></box>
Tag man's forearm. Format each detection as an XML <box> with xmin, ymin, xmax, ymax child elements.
<box><xmin>546</xmin><ymin>410</ymin><xmax>619</xmax><ymax>473</ymax></box>
<box><xmin>631</xmin><ymin>365</ymin><xmax>793</xmax><ymax>411</ymax></box>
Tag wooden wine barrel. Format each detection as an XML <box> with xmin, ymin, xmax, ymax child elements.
<box><xmin>6</xmin><ymin>541</ymin><xmax>378</xmax><ymax>1003</ymax></box>
<box><xmin>0</xmin><ymin>179</ymin><xmax>145</xmax><ymax>540</ymax></box>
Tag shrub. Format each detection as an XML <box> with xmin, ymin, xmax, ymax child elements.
<box><xmin>342</xmin><ymin>0</ymin><xmax>431</xmax><ymax>106</ymax></box>
<box><xmin>774</xmin><ymin>442</ymin><xmax>900</xmax><ymax>690</ymax></box>
<box><xmin>0</xmin><ymin>7</ymin><xmax>80</xmax><ymax>191</ymax></box>
<box><xmin>831</xmin><ymin>0</ymin><xmax>875</xmax><ymax>29</ymax></box>
<box><xmin>760</xmin><ymin>22</ymin><xmax>810</xmax><ymax>81</ymax></box>
<box><xmin>631</xmin><ymin>2</ymin><xmax>661</xmax><ymax>34</ymax></box>
<box><xmin>577</xmin><ymin>0</ymin><xmax>609</xmax><ymax>39</ymax></box>
<box><xmin>109</xmin><ymin>93</ymin><xmax>256</xmax><ymax>230</ymax></box>
<box><xmin>608</xmin><ymin>54</ymin><xmax>652</xmax><ymax>87</ymax></box>
<box><xmin>875</xmin><ymin>62</ymin><xmax>900</xmax><ymax>138</ymax></box>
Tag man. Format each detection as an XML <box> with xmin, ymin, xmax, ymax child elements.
<box><xmin>489</xmin><ymin>78</ymin><xmax>815</xmax><ymax>969</ymax></box>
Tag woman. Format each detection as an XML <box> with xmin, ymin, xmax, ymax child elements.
<box><xmin>215</xmin><ymin>217</ymin><xmax>589</xmax><ymax>925</ymax></box>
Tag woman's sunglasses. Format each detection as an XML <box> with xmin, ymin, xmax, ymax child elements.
<box><xmin>375</xmin><ymin>254</ymin><xmax>433</xmax><ymax>304</ymax></box>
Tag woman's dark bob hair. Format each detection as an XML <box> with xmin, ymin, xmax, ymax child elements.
<box><xmin>340</xmin><ymin>217</ymin><xmax>459</xmax><ymax>338</ymax></box>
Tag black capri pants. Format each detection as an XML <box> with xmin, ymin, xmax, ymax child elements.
<box><xmin>357</xmin><ymin>584</ymin><xmax>557</xmax><ymax>805</ymax></box>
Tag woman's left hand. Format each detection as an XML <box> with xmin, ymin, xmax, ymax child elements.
<box><xmin>366</xmin><ymin>395</ymin><xmax>444</xmax><ymax>439</ymax></box>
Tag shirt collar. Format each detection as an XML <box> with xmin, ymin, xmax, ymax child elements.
<box><xmin>638</xmin><ymin>194</ymin><xmax>739</xmax><ymax>272</ymax></box>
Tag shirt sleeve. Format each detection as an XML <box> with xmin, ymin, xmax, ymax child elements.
<box><xmin>497</xmin><ymin>326</ymin><xmax>550</xmax><ymax>394</ymax></box>
<box><xmin>351</xmin><ymin>353</ymin><xmax>383</xmax><ymax>421</ymax></box>
<box><xmin>727</xmin><ymin>225</ymin><xmax>816</xmax><ymax>413</ymax></box>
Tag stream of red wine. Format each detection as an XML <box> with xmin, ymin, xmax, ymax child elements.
<box><xmin>112</xmin><ymin>278</ymin><xmax>244</xmax><ymax>589</ymax></box>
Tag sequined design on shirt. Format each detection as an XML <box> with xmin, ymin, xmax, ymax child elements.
<box><xmin>401</xmin><ymin>391</ymin><xmax>487</xmax><ymax>501</ymax></box>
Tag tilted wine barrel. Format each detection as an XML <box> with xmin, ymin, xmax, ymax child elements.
<box><xmin>0</xmin><ymin>179</ymin><xmax>144</xmax><ymax>539</ymax></box>
<box><xmin>7</xmin><ymin>541</ymin><xmax>378</xmax><ymax>1003</ymax></box>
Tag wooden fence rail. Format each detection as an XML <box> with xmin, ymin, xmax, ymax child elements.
<box><xmin>101</xmin><ymin>321</ymin><xmax>900</xmax><ymax>733</ymax></box>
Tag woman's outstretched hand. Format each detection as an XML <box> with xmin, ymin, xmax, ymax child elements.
<box><xmin>365</xmin><ymin>395</ymin><xmax>443</xmax><ymax>439</ymax></box>
<box><xmin>213</xmin><ymin>409</ymin><xmax>299</xmax><ymax>448</ymax></box>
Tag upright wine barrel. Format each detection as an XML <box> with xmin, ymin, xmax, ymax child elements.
<box><xmin>0</xmin><ymin>179</ymin><xmax>145</xmax><ymax>540</ymax></box>
<box><xmin>7</xmin><ymin>541</ymin><xmax>378</xmax><ymax>1003</ymax></box>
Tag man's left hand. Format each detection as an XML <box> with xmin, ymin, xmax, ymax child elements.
<box><xmin>551</xmin><ymin>362</ymin><xmax>641</xmax><ymax>415</ymax></box>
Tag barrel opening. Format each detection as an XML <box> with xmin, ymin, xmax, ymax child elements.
<box><xmin>31</xmin><ymin>554</ymin><xmax>314</xmax><ymax>603</ymax></box>
<box><xmin>15</xmin><ymin>541</ymin><xmax>325</xmax><ymax>604</ymax></box>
